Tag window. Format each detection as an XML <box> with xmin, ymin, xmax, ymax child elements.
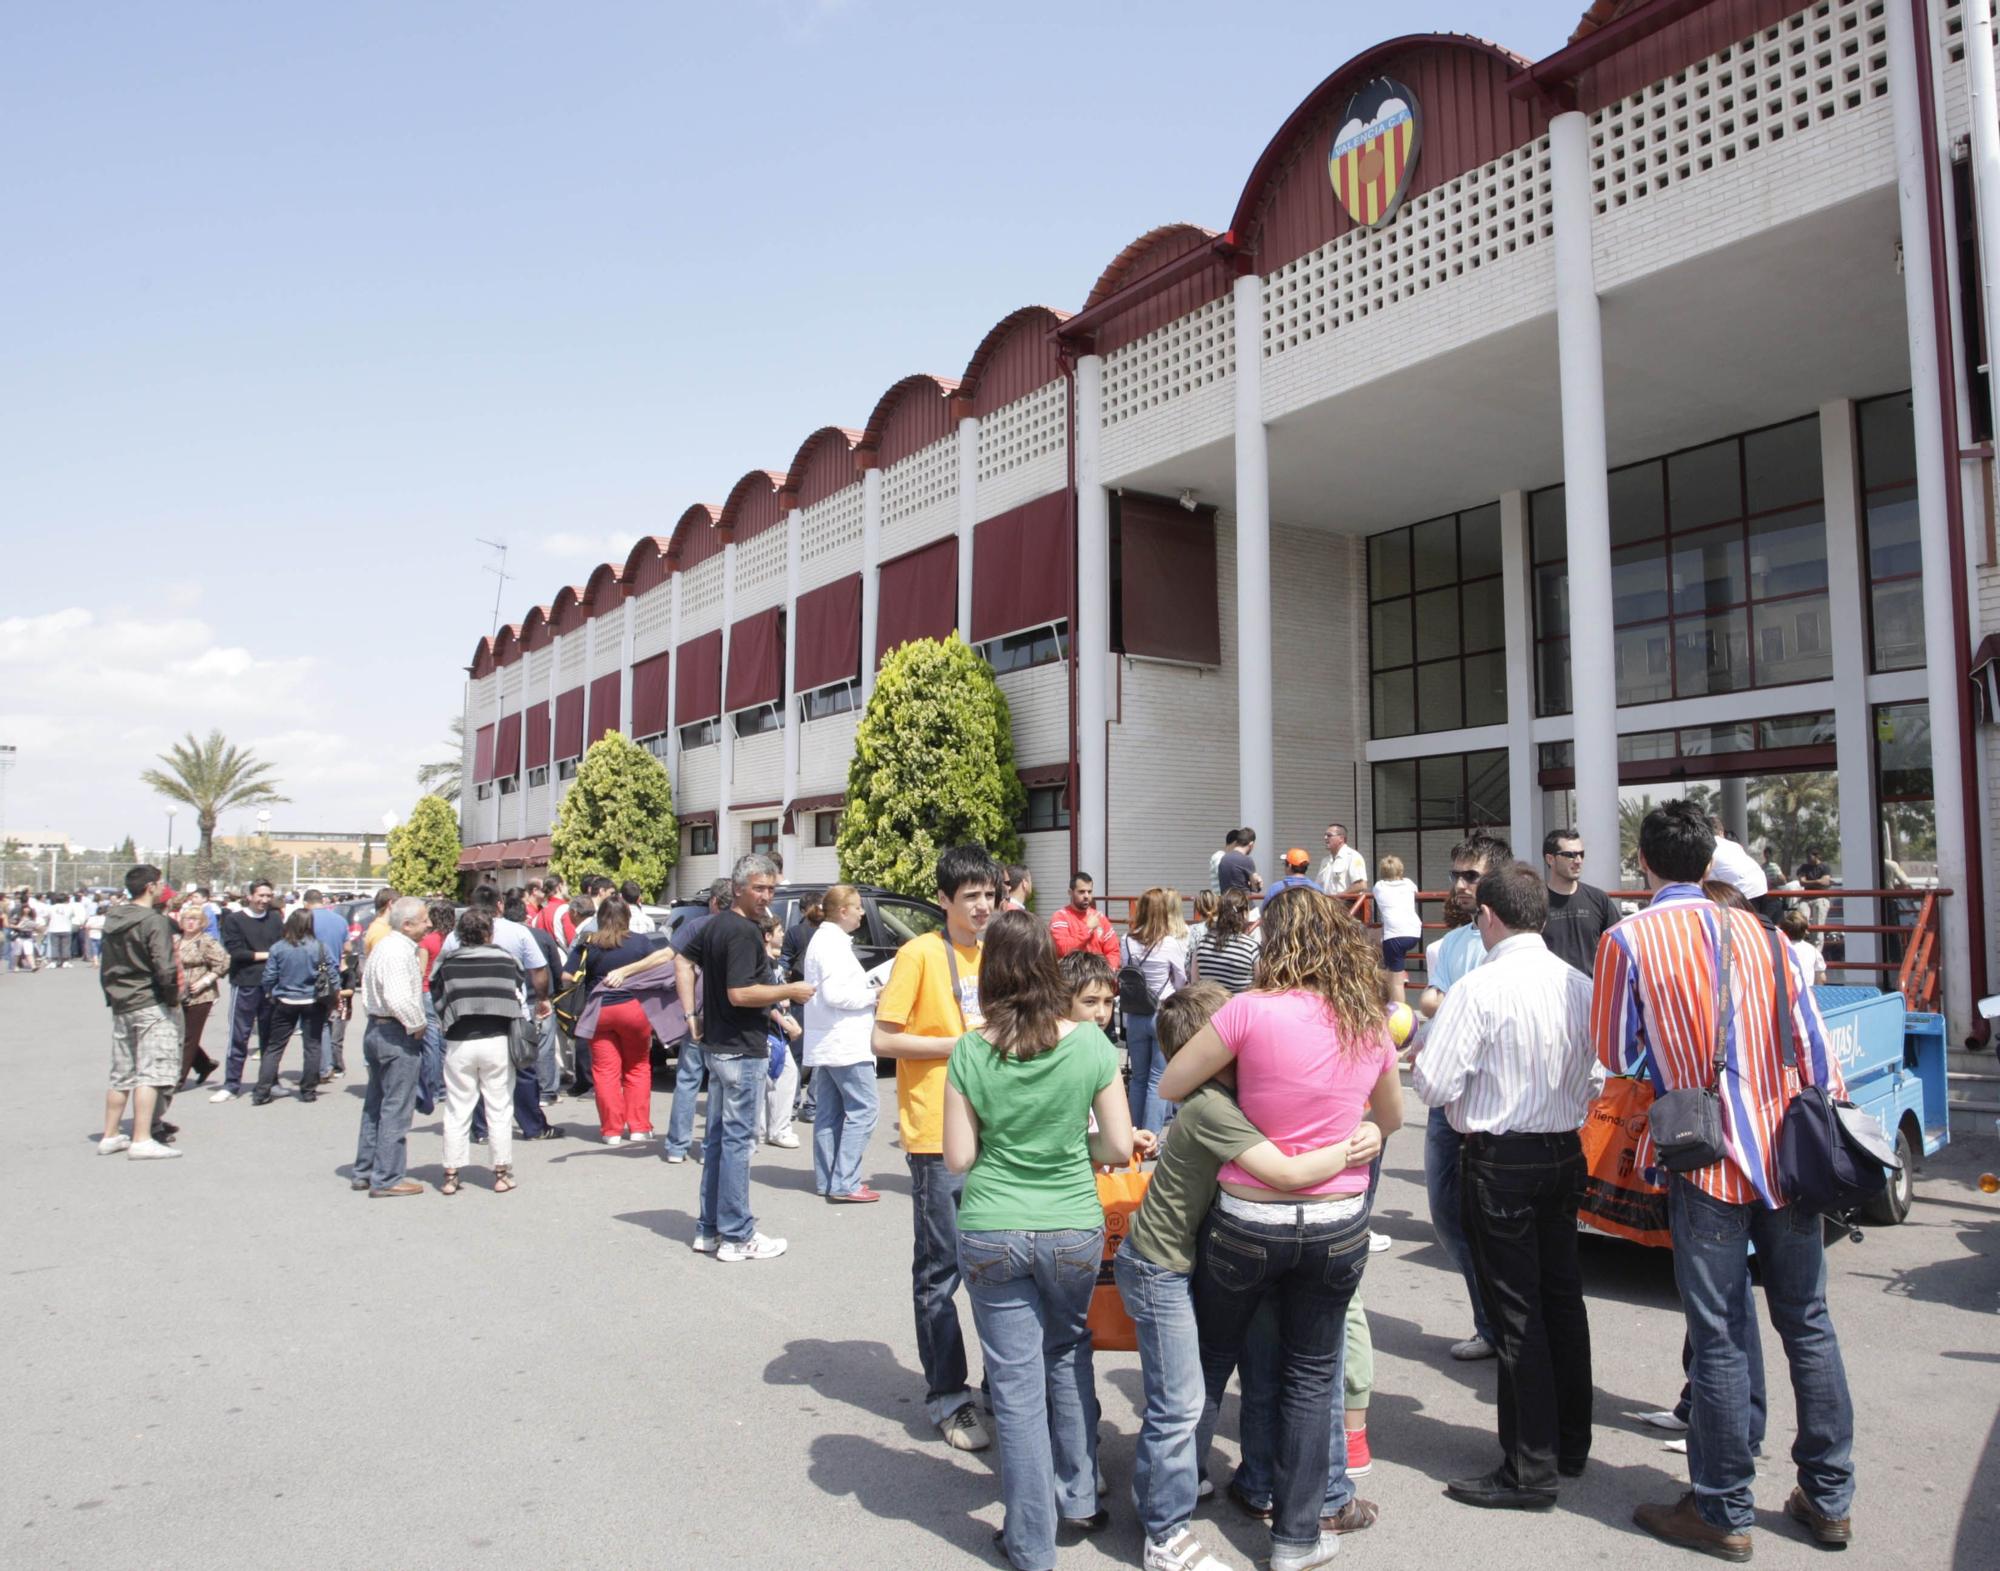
<box><xmin>1367</xmin><ymin>504</ymin><xmax>1504</xmax><ymax>738</ymax></box>
<box><xmin>733</xmin><ymin>703</ymin><xmax>782</xmax><ymax>739</ymax></box>
<box><xmin>798</xmin><ymin>679</ymin><xmax>859</xmax><ymax>723</ymax></box>
<box><xmin>679</xmin><ymin>718</ymin><xmax>717</xmax><ymax>750</ymax></box>
<box><xmin>556</xmin><ymin>759</ymin><xmax>578</xmax><ymax>781</ymax></box>
<box><xmin>475</xmin><ymin>782</ymin><xmax>493</xmax><ymax>801</ymax></box>
<box><xmin>1858</xmin><ymin>394</ymin><xmax>1924</xmax><ymax>673</ymax></box>
<box><xmin>498</xmin><ymin>775</ymin><xmax>519</xmax><ymax>795</ymax></box>
<box><xmin>1370</xmin><ymin>748</ymin><xmax>1510</xmax><ymax>889</ymax></box>
<box><xmin>748</xmin><ymin>818</ymin><xmax>779</xmax><ymax>858</ymax></box>
<box><xmin>876</xmin><ymin>899</ymin><xmax>944</xmax><ymax>944</ymax></box>
<box><xmin>643</xmin><ymin>735</ymin><xmax>672</xmax><ymax>762</ymax></box>
<box><xmin>1533</xmin><ymin>416</ymin><xmax>1830</xmax><ymax>714</ymax></box>
<box><xmin>978</xmin><ymin>621</ymin><xmax>1069</xmax><ymax>676</ymax></box>
<box><xmin>1018</xmin><ymin>785</ymin><xmax>1071</xmax><ymax>834</ymax></box>
<box><xmin>528</xmin><ymin>766</ymin><xmax>548</xmax><ymax>788</ymax></box>
<box><xmin>1536</xmin><ymin>711</ymin><xmax>1835</xmax><ymax>779</ymax></box>
<box><xmin>688</xmin><ymin>823</ymin><xmax>717</xmax><ymax>857</ymax></box>
<box><xmin>813</xmin><ymin>811</ymin><xmax>842</xmax><ymax>848</ymax></box>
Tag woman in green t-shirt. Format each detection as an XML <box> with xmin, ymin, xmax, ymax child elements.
<box><xmin>944</xmin><ymin>910</ymin><xmax>1135</xmax><ymax>1571</ymax></box>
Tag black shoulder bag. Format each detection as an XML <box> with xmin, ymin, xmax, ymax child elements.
<box><xmin>1117</xmin><ymin>938</ymin><xmax>1162</xmax><ymax>1018</ymax></box>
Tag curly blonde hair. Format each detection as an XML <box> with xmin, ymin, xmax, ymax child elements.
<box><xmin>1253</xmin><ymin>887</ymin><xmax>1390</xmax><ymax>1054</ymax></box>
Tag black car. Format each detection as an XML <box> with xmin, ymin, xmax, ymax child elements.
<box><xmin>660</xmin><ymin>882</ymin><xmax>944</xmax><ymax>975</ymax></box>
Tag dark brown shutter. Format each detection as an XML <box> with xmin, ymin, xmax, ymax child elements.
<box><xmin>875</xmin><ymin>537</ymin><xmax>959</xmax><ymax>663</ymax></box>
<box><xmin>588</xmin><ymin>671</ymin><xmax>621</xmax><ymax>746</ymax></box>
<box><xmin>524</xmin><ymin>700</ymin><xmax>551</xmax><ymax>769</ymax></box>
<box><xmin>1118</xmin><ymin>493</ymin><xmax>1220</xmax><ymax>664</ymax></box>
<box><xmin>794</xmin><ymin>574</ymin><xmax>862</xmax><ymax>693</ymax></box>
<box><xmin>725</xmin><ymin>607</ymin><xmax>784</xmax><ymax>711</ymax></box>
<box><xmin>473</xmin><ymin>723</ymin><xmax>496</xmax><ymax>783</ymax></box>
<box><xmin>675</xmin><ymin>630</ymin><xmax>723</xmax><ymax>723</ymax></box>
<box><xmin>630</xmin><ymin>654</ymin><xmax>670</xmax><ymax>739</ymax></box>
<box><xmin>494</xmin><ymin>712</ymin><xmax>522</xmax><ymax>777</ymax></box>
<box><xmin>553</xmin><ymin>687</ymin><xmax>585</xmax><ymax>760</ymax></box>
<box><xmin>972</xmin><ymin>492</ymin><xmax>1073</xmax><ymax>643</ymax></box>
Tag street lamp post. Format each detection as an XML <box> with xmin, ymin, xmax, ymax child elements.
<box><xmin>165</xmin><ymin>808</ymin><xmax>177</xmax><ymax>885</ymax></box>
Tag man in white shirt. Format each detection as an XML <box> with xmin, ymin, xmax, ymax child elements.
<box><xmin>1318</xmin><ymin>823</ymin><xmax>1368</xmax><ymax>896</ymax></box>
<box><xmin>44</xmin><ymin>893</ymin><xmax>77</xmax><ymax>967</ymax></box>
<box><xmin>1704</xmin><ymin>818</ymin><xmax>1768</xmax><ymax>902</ymax></box>
<box><xmin>1414</xmin><ymin>862</ymin><xmax>1603</xmax><ymax>1512</ymax></box>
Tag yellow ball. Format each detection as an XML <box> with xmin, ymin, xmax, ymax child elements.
<box><xmin>1384</xmin><ymin>1002</ymin><xmax>1416</xmax><ymax>1047</ymax></box>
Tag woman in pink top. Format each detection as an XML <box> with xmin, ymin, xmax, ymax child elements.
<box><xmin>1157</xmin><ymin>888</ymin><xmax>1403</xmax><ymax>1571</ymax></box>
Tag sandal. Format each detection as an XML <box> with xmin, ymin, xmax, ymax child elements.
<box><xmin>440</xmin><ymin>1169</ymin><xmax>460</xmax><ymax>1196</ymax></box>
<box><xmin>494</xmin><ymin>1165</ymin><xmax>516</xmax><ymax>1193</ymax></box>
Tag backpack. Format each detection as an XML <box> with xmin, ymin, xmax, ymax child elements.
<box><xmin>1117</xmin><ymin>938</ymin><xmax>1161</xmax><ymax>1018</ymax></box>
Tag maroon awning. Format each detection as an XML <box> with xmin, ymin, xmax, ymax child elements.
<box><xmin>973</xmin><ymin>492</ymin><xmax>1073</xmax><ymax>644</ymax></box>
<box><xmin>494</xmin><ymin>711</ymin><xmax>522</xmax><ymax>777</ymax></box>
<box><xmin>588</xmin><ymin>671</ymin><xmax>621</xmax><ymax>747</ymax></box>
<box><xmin>680</xmin><ymin>809</ymin><xmax>718</xmax><ymax>829</ymax></box>
<box><xmin>456</xmin><ymin>846</ymin><xmax>483</xmax><ymax>870</ymax></box>
<box><xmin>784</xmin><ymin>790</ymin><xmax>846</xmax><ymax>831</ymax></box>
<box><xmin>726</xmin><ymin>606</ymin><xmax>784</xmax><ymax>712</ymax></box>
<box><xmin>1118</xmin><ymin>493</ymin><xmax>1220</xmax><ymax>665</ymax></box>
<box><xmin>631</xmin><ymin>652</ymin><xmax>670</xmax><ymax>739</ymax></box>
<box><xmin>523</xmin><ymin>835</ymin><xmax>552</xmax><ymax>862</ymax></box>
<box><xmin>524</xmin><ymin>699</ymin><xmax>551</xmax><ymax>770</ymax></box>
<box><xmin>676</xmin><ymin>630</ymin><xmax>723</xmax><ymax>724</ymax></box>
<box><xmin>794</xmin><ymin>574</ymin><xmax>861</xmax><ymax>693</ymax></box>
<box><xmin>1018</xmin><ymin>760</ymin><xmax>1072</xmax><ymax>789</ymax></box>
<box><xmin>876</xmin><ymin>537</ymin><xmax>959</xmax><ymax>663</ymax></box>
<box><xmin>472</xmin><ymin>723</ymin><xmax>496</xmax><ymax>783</ymax></box>
<box><xmin>553</xmin><ymin>686</ymin><xmax>585</xmax><ymax>761</ymax></box>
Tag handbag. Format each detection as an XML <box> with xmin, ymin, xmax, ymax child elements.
<box><xmin>1647</xmin><ymin>904</ymin><xmax>1735</xmax><ymax>1172</ymax></box>
<box><xmin>1088</xmin><ymin>1157</ymin><xmax>1151</xmax><ymax>1352</ymax></box>
<box><xmin>507</xmin><ymin>1012</ymin><xmax>540</xmax><ymax>1072</ymax></box>
<box><xmin>311</xmin><ymin>940</ymin><xmax>338</xmax><ymax>1002</ymax></box>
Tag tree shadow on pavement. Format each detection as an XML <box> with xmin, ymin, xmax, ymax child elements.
<box><xmin>765</xmin><ymin>1338</ymin><xmax>945</xmax><ymax>1439</ymax></box>
<box><xmin>1844</xmin><ymin>1222</ymin><xmax>1997</xmax><ymax>1312</ymax></box>
<box><xmin>806</xmin><ymin>1431</ymin><xmax>996</xmax><ymax>1557</ymax></box>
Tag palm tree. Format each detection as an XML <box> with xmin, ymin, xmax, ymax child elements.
<box><xmin>416</xmin><ymin>716</ymin><xmax>464</xmax><ymax>804</ymax></box>
<box><xmin>141</xmin><ymin>731</ymin><xmax>288</xmax><ymax>882</ymax></box>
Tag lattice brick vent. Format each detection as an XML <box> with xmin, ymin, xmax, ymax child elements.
<box><xmin>882</xmin><ymin>434</ymin><xmax>959</xmax><ymax>525</ymax></box>
<box><xmin>679</xmin><ymin>555</ymin><xmax>723</xmax><ymax>625</ymax></box>
<box><xmin>631</xmin><ymin>587</ymin><xmax>670</xmax><ymax>644</ymax></box>
<box><xmin>1263</xmin><ymin>139</ymin><xmax>1552</xmax><ymax>358</ymax></box>
<box><xmin>735</xmin><ymin>524</ymin><xmax>784</xmax><ymax>594</ymax></box>
<box><xmin>1101</xmin><ymin>294</ymin><xmax>1235</xmax><ymax>428</ymax></box>
<box><xmin>801</xmin><ymin>482</ymin><xmax>863</xmax><ymax>566</ymax></box>
<box><xmin>527</xmin><ymin>647</ymin><xmax>553</xmax><ymax>688</ymax></box>
<box><xmin>978</xmin><ymin>379</ymin><xmax>1068</xmax><ymax>482</ymax></box>
<box><xmin>1589</xmin><ymin>0</ymin><xmax>1888</xmax><ymax>216</ymax></box>
<box><xmin>557</xmin><ymin>635</ymin><xmax>584</xmax><ymax>681</ymax></box>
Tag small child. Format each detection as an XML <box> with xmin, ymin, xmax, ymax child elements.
<box><xmin>1779</xmin><ymin>907</ymin><xmax>1825</xmax><ymax>989</ymax></box>
<box><xmin>1059</xmin><ymin>948</ymin><xmax>1117</xmax><ymax>1031</ymax></box>
<box><xmin>1370</xmin><ymin>854</ymin><xmax>1422</xmax><ymax>1009</ymax></box>
<box><xmin>756</xmin><ymin>915</ymin><xmax>803</xmax><ymax>1149</ymax></box>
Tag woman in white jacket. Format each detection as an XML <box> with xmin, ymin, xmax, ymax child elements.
<box><xmin>802</xmin><ymin>885</ymin><xmax>882</xmax><ymax>1203</ymax></box>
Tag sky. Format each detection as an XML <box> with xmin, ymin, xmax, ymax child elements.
<box><xmin>0</xmin><ymin>0</ymin><xmax>1584</xmax><ymax>854</ymax></box>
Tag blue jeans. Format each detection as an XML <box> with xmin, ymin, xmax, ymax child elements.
<box><xmin>908</xmin><ymin>1152</ymin><xmax>974</xmax><ymax>1426</ymax></box>
<box><xmin>1193</xmin><ymin>1198</ymin><xmax>1372</xmax><ymax>1552</ymax></box>
<box><xmin>1224</xmin><ymin>1295</ymin><xmax>1357</xmax><ymax>1518</ymax></box>
<box><xmin>535</xmin><ymin>1010</ymin><xmax>559</xmax><ymax>1102</ymax></box>
<box><xmin>224</xmin><ymin>982</ymin><xmax>272</xmax><ymax>1094</ymax></box>
<box><xmin>811</xmin><ymin>1062</ymin><xmax>878</xmax><ymax>1196</ymax></box>
<box><xmin>960</xmin><ymin>1228</ymin><xmax>1103</xmax><ymax>1571</ymax></box>
<box><xmin>321</xmin><ymin>1005</ymin><xmax>347</xmax><ymax>1075</ymax></box>
<box><xmin>664</xmin><ymin>1039</ymin><xmax>706</xmax><ymax>1158</ymax></box>
<box><xmin>1124</xmin><ymin>1013</ymin><xmax>1173</xmax><ymax>1133</ymax></box>
<box><xmin>416</xmin><ymin>992</ymin><xmax>445</xmax><ymax>1116</ymax></box>
<box><xmin>1426</xmin><ymin>1105</ymin><xmax>1496</xmax><ymax>1344</ymax></box>
<box><xmin>1113</xmin><ymin>1241</ymin><xmax>1207</xmax><ymax>1544</ymax></box>
<box><xmin>354</xmin><ymin>1018</ymin><xmax>423</xmax><ymax>1189</ymax></box>
<box><xmin>696</xmin><ymin>1051</ymin><xmax>762</xmax><ymax>1243</ymax></box>
<box><xmin>1668</xmin><ymin>1178</ymin><xmax>1855</xmax><ymax>1533</ymax></box>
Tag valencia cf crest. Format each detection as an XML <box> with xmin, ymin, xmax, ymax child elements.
<box><xmin>1328</xmin><ymin>77</ymin><xmax>1421</xmax><ymax>230</ymax></box>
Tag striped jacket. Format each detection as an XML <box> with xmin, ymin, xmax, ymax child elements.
<box><xmin>430</xmin><ymin>945</ymin><xmax>525</xmax><ymax>1040</ymax></box>
<box><xmin>1591</xmin><ymin>882</ymin><xmax>1844</xmax><ymax>1209</ymax></box>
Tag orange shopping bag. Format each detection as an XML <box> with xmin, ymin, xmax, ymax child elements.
<box><xmin>1577</xmin><ymin>1076</ymin><xmax>1671</xmax><ymax>1249</ymax></box>
<box><xmin>1088</xmin><ymin>1157</ymin><xmax>1150</xmax><ymax>1351</ymax></box>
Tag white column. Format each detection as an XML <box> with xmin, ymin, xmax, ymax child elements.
<box><xmin>718</xmin><ymin>540</ymin><xmax>737</xmax><ymax>869</ymax></box>
<box><xmin>860</xmin><ymin>465</ymin><xmax>883</xmax><ymax>700</ymax></box>
<box><xmin>1820</xmin><ymin>399</ymin><xmax>1879</xmax><ymax>969</ymax></box>
<box><xmin>1970</xmin><ymin>0</ymin><xmax>2000</xmax><ymax>454</ymax></box>
<box><xmin>618</xmin><ymin>599</ymin><xmax>635</xmax><ymax>736</ymax></box>
<box><xmin>1888</xmin><ymin>0</ymin><xmax>1974</xmax><ymax>1039</ymax></box>
<box><xmin>1550</xmin><ymin>110</ymin><xmax>1622</xmax><ymax>886</ymax></box>
<box><xmin>781</xmin><ymin>506</ymin><xmax>803</xmax><ymax>872</ymax></box>
<box><xmin>1498</xmin><ymin>489</ymin><xmax>1541</xmax><ymax>850</ymax></box>
<box><xmin>1232</xmin><ymin>271</ymin><xmax>1275</xmax><ymax>880</ymax></box>
<box><xmin>1074</xmin><ymin>355</ymin><xmax>1111</xmax><ymax>882</ymax></box>
<box><xmin>666</xmin><ymin>571</ymin><xmax>683</xmax><ymax>894</ymax></box>
<box><xmin>958</xmin><ymin>416</ymin><xmax>979</xmax><ymax>639</ymax></box>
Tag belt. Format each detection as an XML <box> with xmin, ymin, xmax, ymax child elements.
<box><xmin>1463</xmin><ymin>1129</ymin><xmax>1583</xmax><ymax>1152</ymax></box>
<box><xmin>1216</xmin><ymin>1190</ymin><xmax>1368</xmax><ymax>1224</ymax></box>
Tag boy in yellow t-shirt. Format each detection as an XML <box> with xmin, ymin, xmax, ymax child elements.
<box><xmin>872</xmin><ymin>844</ymin><xmax>999</xmax><ymax>1452</ymax></box>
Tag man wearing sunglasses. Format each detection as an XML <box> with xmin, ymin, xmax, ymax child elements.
<box><xmin>1541</xmin><ymin>830</ymin><xmax>1617</xmax><ymax>978</ymax></box>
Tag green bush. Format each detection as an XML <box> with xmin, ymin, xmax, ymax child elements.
<box><xmin>838</xmin><ymin>635</ymin><xmax>1025</xmax><ymax>898</ymax></box>
<box><xmin>385</xmin><ymin>794</ymin><xmax>462</xmax><ymax>897</ymax></box>
<box><xmin>549</xmin><ymin>732</ymin><xmax>678</xmax><ymax>900</ymax></box>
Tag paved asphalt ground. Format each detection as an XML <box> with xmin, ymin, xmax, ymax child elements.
<box><xmin>5</xmin><ymin>966</ymin><xmax>1998</xmax><ymax>1571</ymax></box>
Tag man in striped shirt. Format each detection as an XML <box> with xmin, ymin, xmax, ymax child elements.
<box><xmin>1415</xmin><ymin>862</ymin><xmax>1601</xmax><ymax>1510</ymax></box>
<box><xmin>1593</xmin><ymin>800</ymin><xmax>1854</xmax><ymax>1560</ymax></box>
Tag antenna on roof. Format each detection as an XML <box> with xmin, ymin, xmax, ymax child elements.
<box><xmin>477</xmin><ymin>538</ymin><xmax>511</xmax><ymax>637</ymax></box>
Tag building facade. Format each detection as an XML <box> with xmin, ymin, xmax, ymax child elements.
<box><xmin>458</xmin><ymin>0</ymin><xmax>2000</xmax><ymax>1042</ymax></box>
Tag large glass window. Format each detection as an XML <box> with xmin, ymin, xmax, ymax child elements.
<box><xmin>1858</xmin><ymin>393</ymin><xmax>1924</xmax><ymax>672</ymax></box>
<box><xmin>1533</xmin><ymin>416</ymin><xmax>1830</xmax><ymax>714</ymax></box>
<box><xmin>1368</xmin><ymin>504</ymin><xmax>1505</xmax><ymax>738</ymax></box>
<box><xmin>1370</xmin><ymin>748</ymin><xmax>1510</xmax><ymax>889</ymax></box>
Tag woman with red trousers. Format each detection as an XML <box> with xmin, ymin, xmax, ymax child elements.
<box><xmin>565</xmin><ymin>894</ymin><xmax>670</xmax><ymax>1144</ymax></box>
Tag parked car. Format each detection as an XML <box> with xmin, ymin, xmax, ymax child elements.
<box><xmin>658</xmin><ymin>883</ymin><xmax>944</xmax><ymax>976</ymax></box>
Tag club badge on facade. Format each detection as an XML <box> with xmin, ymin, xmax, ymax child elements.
<box><xmin>1328</xmin><ymin>76</ymin><xmax>1420</xmax><ymax>229</ymax></box>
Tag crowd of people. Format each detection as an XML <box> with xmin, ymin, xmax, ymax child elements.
<box><xmin>79</xmin><ymin>801</ymin><xmax>1862</xmax><ymax>1569</ymax></box>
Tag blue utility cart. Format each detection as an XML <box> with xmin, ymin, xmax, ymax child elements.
<box><xmin>1808</xmin><ymin>986</ymin><xmax>1949</xmax><ymax>1225</ymax></box>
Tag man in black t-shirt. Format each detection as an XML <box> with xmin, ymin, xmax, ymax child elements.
<box><xmin>1216</xmin><ymin>827</ymin><xmax>1258</xmax><ymax>893</ymax></box>
<box><xmin>1541</xmin><ymin>828</ymin><xmax>1617</xmax><ymax>977</ymax></box>
<box><xmin>675</xmin><ymin>855</ymin><xmax>813</xmax><ymax>1262</ymax></box>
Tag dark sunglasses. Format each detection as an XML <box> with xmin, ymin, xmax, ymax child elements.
<box><xmin>1449</xmin><ymin>869</ymin><xmax>1483</xmax><ymax>885</ymax></box>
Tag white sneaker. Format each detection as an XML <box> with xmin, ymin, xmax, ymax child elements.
<box><xmin>1268</xmin><ymin>1529</ymin><xmax>1339</xmax><ymax>1571</ymax></box>
<box><xmin>940</xmin><ymin>1403</ymin><xmax>991</xmax><ymax>1451</ymax></box>
<box><xmin>1449</xmin><ymin>1336</ymin><xmax>1496</xmax><ymax>1361</ymax></box>
<box><xmin>1144</xmin><ymin>1527</ymin><xmax>1230</xmax><ymax>1571</ymax></box>
<box><xmin>691</xmin><ymin>1232</ymin><xmax>717</xmax><ymax>1254</ymax></box>
<box><xmin>1639</xmin><ymin>1409</ymin><xmax>1690</xmax><ymax>1432</ymax></box>
<box><xmin>98</xmin><ymin>1133</ymin><xmax>131</xmax><ymax>1155</ymax></box>
<box><xmin>663</xmin><ymin>1152</ymin><xmax>688</xmax><ymax>1165</ymax></box>
<box><xmin>208</xmin><ymin>1088</ymin><xmax>236</xmax><ymax>1103</ymax></box>
<box><xmin>127</xmin><ymin>1139</ymin><xmax>182</xmax><ymax>1161</ymax></box>
<box><xmin>766</xmin><ymin>1129</ymin><xmax>801</xmax><ymax>1149</ymax></box>
<box><xmin>1367</xmin><ymin>1231</ymin><xmax>1393</xmax><ymax>1254</ymax></box>
<box><xmin>604</xmin><ymin>1133</ymin><xmax>625</xmax><ymax>1145</ymax></box>
<box><xmin>715</xmin><ymin>1231</ymin><xmax>787</xmax><ymax>1262</ymax></box>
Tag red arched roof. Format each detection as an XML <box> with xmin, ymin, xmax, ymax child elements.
<box><xmin>551</xmin><ymin>584</ymin><xmax>589</xmax><ymax>636</ymax></box>
<box><xmin>785</xmin><ymin>427</ymin><xmax>865</xmax><ymax>511</ymax></box>
<box><xmin>520</xmin><ymin>604</ymin><xmax>553</xmax><ymax>652</ymax></box>
<box><xmin>584</xmin><ymin>560</ymin><xmax>626</xmax><ymax>614</ymax></box>
<box><xmin>1080</xmin><ymin>223</ymin><xmax>1232</xmax><ymax>355</ymax></box>
<box><xmin>1083</xmin><ymin>225</ymin><xmax>1220</xmax><ymax>311</ymax></box>
<box><xmin>861</xmin><ymin>373</ymin><xmax>959</xmax><ymax>467</ymax></box>
<box><xmin>1227</xmin><ymin>34</ymin><xmax>1539</xmax><ymax>271</ymax></box>
<box><xmin>718</xmin><ymin>469</ymin><xmax>788</xmax><ymax>543</ymax></box>
<box><xmin>469</xmin><ymin>634</ymin><xmax>496</xmax><ymax>677</ymax></box>
<box><xmin>492</xmin><ymin>622</ymin><xmax>522</xmax><ymax>667</ymax></box>
<box><xmin>960</xmin><ymin>306</ymin><xmax>1070</xmax><ymax>417</ymax></box>
<box><xmin>622</xmin><ymin>537</ymin><xmax>673</xmax><ymax>596</ymax></box>
<box><xmin>668</xmin><ymin>502</ymin><xmax>725</xmax><ymax>572</ymax></box>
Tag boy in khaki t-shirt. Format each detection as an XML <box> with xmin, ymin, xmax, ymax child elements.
<box><xmin>872</xmin><ymin>845</ymin><xmax>998</xmax><ymax>1453</ymax></box>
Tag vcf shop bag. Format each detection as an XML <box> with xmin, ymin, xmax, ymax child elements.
<box><xmin>1088</xmin><ymin>1158</ymin><xmax>1150</xmax><ymax>1352</ymax></box>
<box><xmin>1647</xmin><ymin>906</ymin><xmax>1737</xmax><ymax>1172</ymax></box>
<box><xmin>1577</xmin><ymin>1076</ymin><xmax>1670</xmax><ymax>1248</ymax></box>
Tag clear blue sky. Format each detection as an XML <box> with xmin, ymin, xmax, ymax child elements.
<box><xmin>0</xmin><ymin>0</ymin><xmax>1582</xmax><ymax>854</ymax></box>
